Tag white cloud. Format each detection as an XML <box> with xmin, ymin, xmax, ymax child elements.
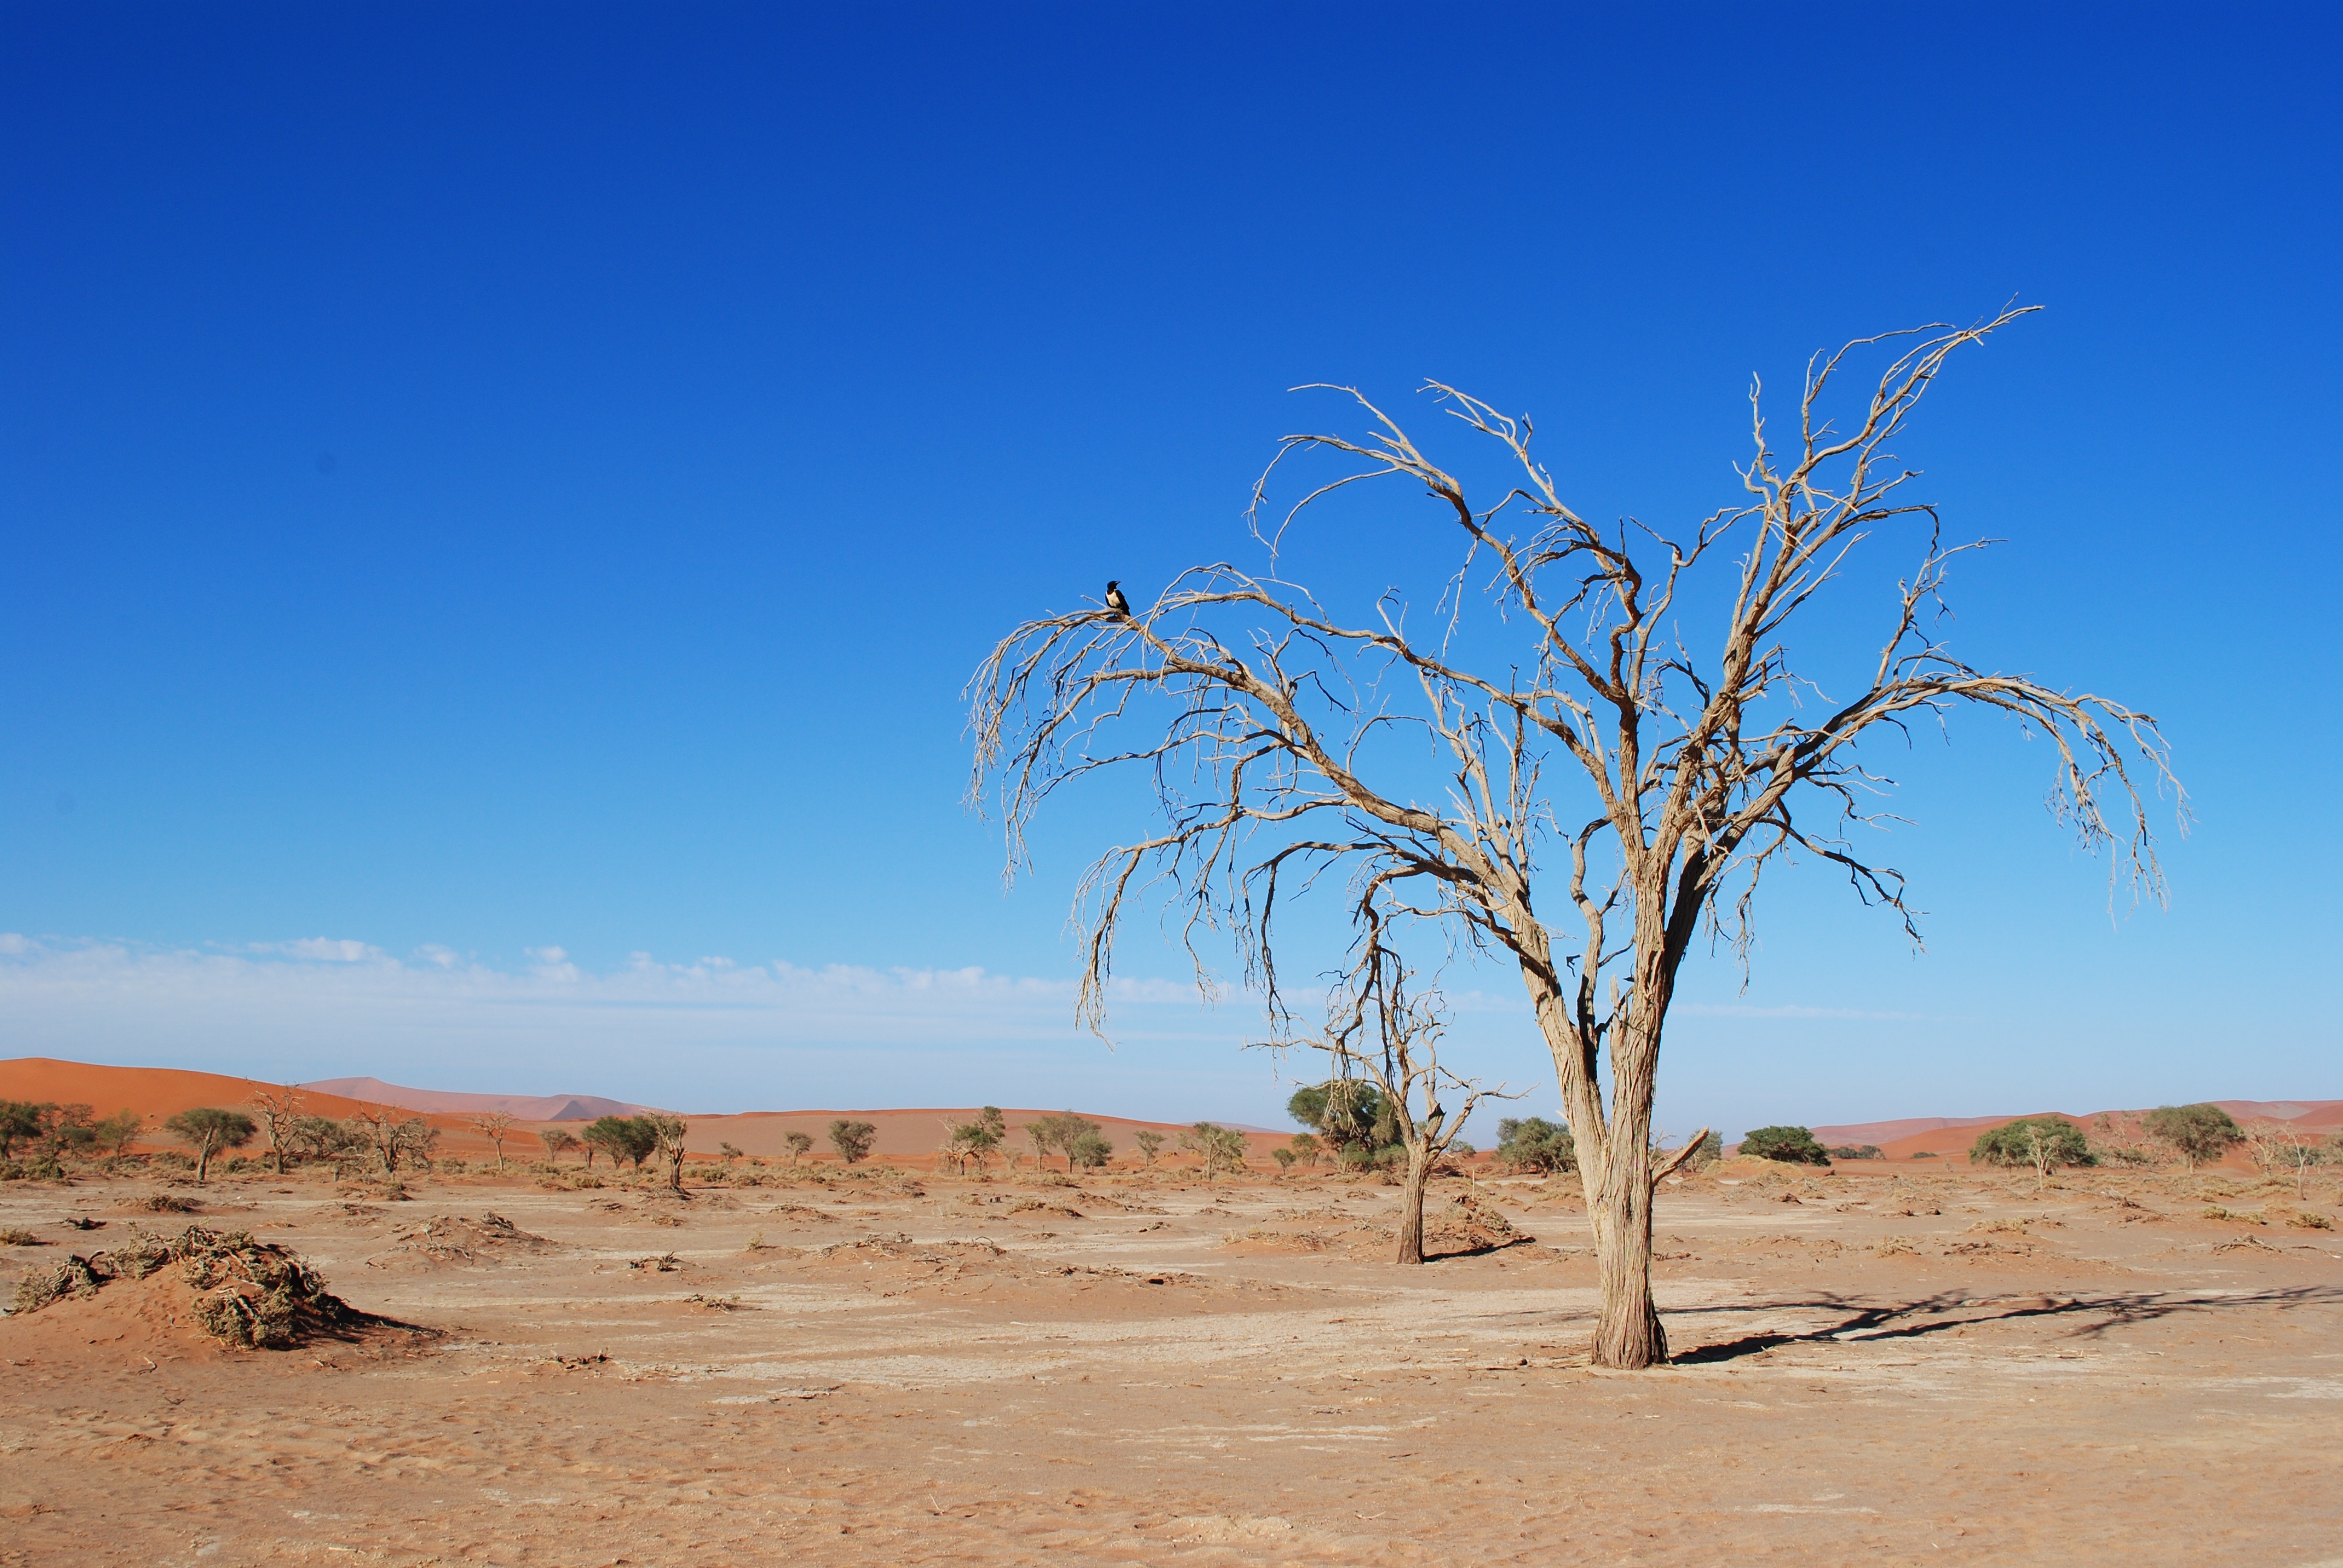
<box><xmin>524</xmin><ymin>946</ymin><xmax>580</xmax><ymax>982</ymax></box>
<box><xmin>255</xmin><ymin>937</ymin><xmax>384</xmax><ymax>964</ymax></box>
<box><xmin>0</xmin><ymin>933</ymin><xmax>1269</xmax><ymax>1114</ymax></box>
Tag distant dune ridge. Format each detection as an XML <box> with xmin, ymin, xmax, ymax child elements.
<box><xmin>298</xmin><ymin>1076</ymin><xmax>652</xmax><ymax>1122</ymax></box>
<box><xmin>1808</xmin><ymin>1099</ymin><xmax>2342</xmax><ymax>1160</ymax></box>
<box><xmin>4</xmin><ymin>1058</ymin><xmax>2333</xmax><ymax>1166</ymax></box>
<box><xmin>0</xmin><ymin>1059</ymin><xmax>1291</xmax><ymax>1163</ymax></box>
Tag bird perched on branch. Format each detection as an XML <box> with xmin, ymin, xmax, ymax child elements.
<box><xmin>1103</xmin><ymin>580</ymin><xmax>1131</xmax><ymax>616</ymax></box>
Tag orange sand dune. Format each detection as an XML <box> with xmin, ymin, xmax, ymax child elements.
<box><xmin>1807</xmin><ymin>1113</ymin><xmax>2008</xmax><ymax>1145</ymax></box>
<box><xmin>1814</xmin><ymin>1099</ymin><xmax>2341</xmax><ymax>1166</ymax></box>
<box><xmin>2</xmin><ymin>1057</ymin><xmax>398</xmax><ymax>1125</ymax></box>
<box><xmin>0</xmin><ymin>1058</ymin><xmax>494</xmax><ymax>1155</ymax></box>
<box><xmin>299</xmin><ymin>1075</ymin><xmax>652</xmax><ymax>1122</ymax></box>
<box><xmin>0</xmin><ymin>1059</ymin><xmax>1296</xmax><ymax>1166</ymax></box>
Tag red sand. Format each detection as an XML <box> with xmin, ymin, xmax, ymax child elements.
<box><xmin>0</xmin><ymin>1060</ymin><xmax>1299</xmax><ymax>1169</ymax></box>
<box><xmin>3</xmin><ymin>1154</ymin><xmax>2338</xmax><ymax>1564</ymax></box>
<box><xmin>11</xmin><ymin>1057</ymin><xmax>2330</xmax><ymax>1175</ymax></box>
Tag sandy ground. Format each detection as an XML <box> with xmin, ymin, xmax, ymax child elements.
<box><xmin>3</xmin><ymin>1160</ymin><xmax>2340</xmax><ymax>1567</ymax></box>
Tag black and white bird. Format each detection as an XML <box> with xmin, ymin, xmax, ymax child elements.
<box><xmin>1103</xmin><ymin>580</ymin><xmax>1132</xmax><ymax>616</ymax></box>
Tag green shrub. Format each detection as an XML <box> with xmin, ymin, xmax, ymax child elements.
<box><xmin>828</xmin><ymin>1119</ymin><xmax>878</xmax><ymax>1165</ymax></box>
<box><xmin>163</xmin><ymin>1107</ymin><xmax>258</xmax><ymax>1183</ymax></box>
<box><xmin>1827</xmin><ymin>1144</ymin><xmax>1884</xmax><ymax>1160</ymax></box>
<box><xmin>1287</xmin><ymin>1081</ymin><xmax>1384</xmax><ymax>1149</ymax></box>
<box><xmin>2143</xmin><ymin>1104</ymin><xmax>2245</xmax><ymax>1169</ymax></box>
<box><xmin>1737</xmin><ymin>1126</ymin><xmax>1830</xmax><ymax>1166</ymax></box>
<box><xmin>1495</xmin><ymin>1117</ymin><xmax>1575</xmax><ymax>1174</ymax></box>
<box><xmin>1969</xmin><ymin>1117</ymin><xmax>2091</xmax><ymax>1171</ymax></box>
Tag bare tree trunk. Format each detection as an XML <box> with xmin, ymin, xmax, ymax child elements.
<box><xmin>1591</xmin><ymin>1186</ymin><xmax>1664</xmax><ymax>1365</ymax></box>
<box><xmin>1395</xmin><ymin>1142</ymin><xmax>1433</xmax><ymax>1265</ymax></box>
<box><xmin>195</xmin><ymin>1139</ymin><xmax>212</xmax><ymax>1184</ymax></box>
<box><xmin>1579</xmin><ymin>1003</ymin><xmax>1668</xmax><ymax>1368</ymax></box>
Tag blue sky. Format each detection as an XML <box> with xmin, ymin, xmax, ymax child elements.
<box><xmin>2</xmin><ymin>5</ymin><xmax>2336</xmax><ymax>1137</ymax></box>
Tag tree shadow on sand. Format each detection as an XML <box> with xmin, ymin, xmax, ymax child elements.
<box><xmin>1668</xmin><ymin>1284</ymin><xmax>2343</xmax><ymax>1365</ymax></box>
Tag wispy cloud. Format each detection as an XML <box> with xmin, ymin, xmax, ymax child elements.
<box><xmin>0</xmin><ymin>932</ymin><xmax>1259</xmax><ymax>1110</ymax></box>
<box><xmin>1682</xmin><ymin>1002</ymin><xmax>1923</xmax><ymax>1022</ymax></box>
<box><xmin>251</xmin><ymin>937</ymin><xmax>386</xmax><ymax>963</ymax></box>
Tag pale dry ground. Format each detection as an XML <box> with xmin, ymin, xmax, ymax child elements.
<box><xmin>3</xmin><ymin>1160</ymin><xmax>2341</xmax><ymax>1567</ymax></box>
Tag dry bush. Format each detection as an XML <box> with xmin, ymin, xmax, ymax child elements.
<box><xmin>11</xmin><ymin>1224</ymin><xmax>358</xmax><ymax>1348</ymax></box>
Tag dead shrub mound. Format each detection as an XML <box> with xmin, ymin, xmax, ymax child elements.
<box><xmin>131</xmin><ymin>1194</ymin><xmax>202</xmax><ymax>1214</ymax></box>
<box><xmin>373</xmin><ymin>1212</ymin><xmax>556</xmax><ymax>1269</ymax></box>
<box><xmin>1224</xmin><ymin>1191</ymin><xmax>1530</xmax><ymax>1258</ymax></box>
<box><xmin>1430</xmin><ymin>1192</ymin><xmax>1525</xmax><ymax>1252</ymax></box>
<box><xmin>10</xmin><ymin>1224</ymin><xmax>359</xmax><ymax>1349</ymax></box>
<box><xmin>772</xmin><ymin>1233</ymin><xmax>1293</xmax><ymax>1307</ymax></box>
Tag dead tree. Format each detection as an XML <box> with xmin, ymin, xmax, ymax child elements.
<box><xmin>969</xmin><ymin>310</ymin><xmax>2180</xmax><ymax>1368</ymax></box>
<box><xmin>644</xmin><ymin>1114</ymin><xmax>690</xmax><ymax>1192</ymax></box>
<box><xmin>468</xmin><ymin>1111</ymin><xmax>517</xmax><ymax>1173</ymax></box>
<box><xmin>2243</xmin><ymin>1122</ymin><xmax>2331</xmax><ymax>1203</ymax></box>
<box><xmin>245</xmin><ymin>1085</ymin><xmax>306</xmax><ymax>1176</ymax></box>
<box><xmin>1279</xmin><ymin>924</ymin><xmax>1510</xmax><ymax>1263</ymax></box>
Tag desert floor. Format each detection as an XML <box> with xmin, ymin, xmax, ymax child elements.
<box><xmin>3</xmin><ymin>1160</ymin><xmax>2340</xmax><ymax>1567</ymax></box>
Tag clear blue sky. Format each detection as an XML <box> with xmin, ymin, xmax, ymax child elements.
<box><xmin>2</xmin><ymin>5</ymin><xmax>2336</xmax><ymax>1136</ymax></box>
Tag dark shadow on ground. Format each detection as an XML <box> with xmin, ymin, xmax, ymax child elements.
<box><xmin>1668</xmin><ymin>1284</ymin><xmax>2343</xmax><ymax>1365</ymax></box>
<box><xmin>1427</xmin><ymin>1235</ymin><xmax>1543</xmax><ymax>1262</ymax></box>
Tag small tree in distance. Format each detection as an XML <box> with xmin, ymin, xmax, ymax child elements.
<box><xmin>943</xmin><ymin>1106</ymin><xmax>1006</xmax><ymax>1175</ymax></box>
<box><xmin>784</xmin><ymin>1131</ymin><xmax>814</xmax><ymax>1165</ymax></box>
<box><xmin>829</xmin><ymin>1119</ymin><xmax>877</xmax><ymax>1165</ymax></box>
<box><xmin>1267</xmin><ymin>929</ymin><xmax>1523</xmax><ymax>1264</ymax></box>
<box><xmin>165</xmin><ymin>1107</ymin><xmax>257</xmax><ymax>1184</ymax></box>
<box><xmin>538</xmin><ymin>1128</ymin><xmax>581</xmax><ymax>1164</ymax></box>
<box><xmin>582</xmin><ymin>1116</ymin><xmax>657</xmax><ymax>1171</ymax></box>
<box><xmin>0</xmin><ymin>1102</ymin><xmax>48</xmax><ymax>1159</ymax></box>
<box><xmin>1132</xmin><ymin>1129</ymin><xmax>1164</xmax><ymax>1168</ymax></box>
<box><xmin>1738</xmin><ymin>1126</ymin><xmax>1832</xmax><ymax>1166</ymax></box>
<box><xmin>2243</xmin><ymin>1122</ymin><xmax>2332</xmax><ymax>1201</ymax></box>
<box><xmin>643</xmin><ymin>1114</ymin><xmax>690</xmax><ymax>1192</ymax></box>
<box><xmin>1970</xmin><ymin>1117</ymin><xmax>2090</xmax><ymax>1186</ymax></box>
<box><xmin>246</xmin><ymin>1086</ymin><xmax>306</xmax><ymax>1175</ymax></box>
<box><xmin>468</xmin><ymin>1111</ymin><xmax>517</xmax><ymax>1173</ymax></box>
<box><xmin>1030</xmin><ymin>1111</ymin><xmax>1106</xmax><ymax>1173</ymax></box>
<box><xmin>94</xmin><ymin>1108</ymin><xmax>145</xmax><ymax>1157</ymax></box>
<box><xmin>1178</xmin><ymin>1123</ymin><xmax>1247</xmax><ymax>1181</ymax></box>
<box><xmin>2143</xmin><ymin>1104</ymin><xmax>2244</xmax><ymax>1171</ymax></box>
<box><xmin>1496</xmin><ymin>1117</ymin><xmax>1576</xmax><ymax>1175</ymax></box>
